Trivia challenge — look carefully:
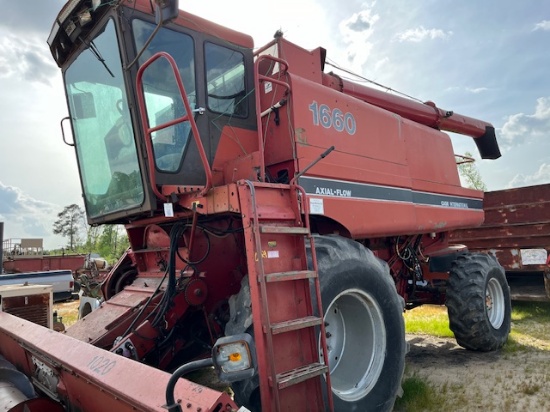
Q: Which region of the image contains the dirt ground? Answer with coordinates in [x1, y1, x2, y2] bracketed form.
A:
[404, 333, 550, 411]
[53, 299, 80, 327]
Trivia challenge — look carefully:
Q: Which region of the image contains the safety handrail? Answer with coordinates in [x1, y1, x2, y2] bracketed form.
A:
[253, 54, 290, 182]
[136, 51, 213, 200]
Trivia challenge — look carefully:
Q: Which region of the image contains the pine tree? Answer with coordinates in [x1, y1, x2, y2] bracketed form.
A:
[53, 204, 85, 250]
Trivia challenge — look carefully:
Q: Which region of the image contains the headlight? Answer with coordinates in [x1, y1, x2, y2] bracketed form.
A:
[212, 333, 256, 382]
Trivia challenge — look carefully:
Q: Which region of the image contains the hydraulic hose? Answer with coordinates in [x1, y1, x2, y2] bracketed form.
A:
[165, 358, 214, 412]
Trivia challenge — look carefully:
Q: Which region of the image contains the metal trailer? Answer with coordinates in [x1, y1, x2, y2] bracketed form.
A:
[0, 1, 509, 411]
[2, 252, 87, 277]
[450, 183, 550, 301]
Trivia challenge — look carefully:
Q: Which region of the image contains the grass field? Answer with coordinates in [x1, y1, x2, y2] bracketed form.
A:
[396, 301, 550, 411]
[53, 299, 80, 327]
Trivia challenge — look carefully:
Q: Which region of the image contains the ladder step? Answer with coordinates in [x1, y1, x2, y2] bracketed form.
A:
[276, 363, 328, 389]
[271, 316, 322, 335]
[265, 270, 317, 283]
[259, 225, 309, 235]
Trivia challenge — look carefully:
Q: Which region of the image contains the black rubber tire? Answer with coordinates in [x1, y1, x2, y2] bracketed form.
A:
[231, 375, 261, 412]
[446, 253, 511, 351]
[312, 235, 406, 412]
[226, 277, 261, 411]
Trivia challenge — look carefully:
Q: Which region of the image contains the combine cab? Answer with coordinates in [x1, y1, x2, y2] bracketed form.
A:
[0, 1, 509, 411]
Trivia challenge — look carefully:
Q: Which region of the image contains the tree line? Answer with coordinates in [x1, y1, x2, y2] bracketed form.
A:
[52, 204, 129, 263]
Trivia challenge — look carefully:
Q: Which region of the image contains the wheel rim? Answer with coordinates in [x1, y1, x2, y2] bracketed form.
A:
[320, 288, 386, 402]
[486, 277, 505, 329]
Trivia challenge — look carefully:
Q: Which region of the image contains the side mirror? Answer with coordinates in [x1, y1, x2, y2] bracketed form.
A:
[155, 0, 179, 24]
[126, 0, 179, 70]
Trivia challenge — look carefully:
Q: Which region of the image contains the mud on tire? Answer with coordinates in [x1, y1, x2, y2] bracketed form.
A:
[446, 253, 511, 351]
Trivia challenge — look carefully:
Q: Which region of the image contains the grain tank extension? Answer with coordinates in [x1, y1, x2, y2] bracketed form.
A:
[0, 1, 509, 411]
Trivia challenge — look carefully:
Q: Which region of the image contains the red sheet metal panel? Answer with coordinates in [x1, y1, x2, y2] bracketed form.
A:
[287, 74, 483, 239]
[3, 255, 85, 275]
[0, 313, 235, 412]
[451, 184, 550, 272]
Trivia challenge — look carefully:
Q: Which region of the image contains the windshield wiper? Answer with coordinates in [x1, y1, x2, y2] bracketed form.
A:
[81, 37, 114, 78]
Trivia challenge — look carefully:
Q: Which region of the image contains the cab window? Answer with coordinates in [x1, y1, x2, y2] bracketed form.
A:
[205, 43, 246, 117]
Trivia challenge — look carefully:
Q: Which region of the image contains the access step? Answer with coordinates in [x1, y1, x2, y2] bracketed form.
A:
[271, 316, 322, 335]
[276, 363, 328, 389]
[259, 225, 310, 235]
[265, 270, 317, 283]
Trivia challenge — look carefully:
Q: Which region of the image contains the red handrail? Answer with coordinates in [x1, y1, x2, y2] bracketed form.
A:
[253, 54, 290, 182]
[136, 51, 213, 200]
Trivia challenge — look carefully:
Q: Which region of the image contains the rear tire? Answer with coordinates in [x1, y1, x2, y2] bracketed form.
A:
[446, 253, 511, 351]
[313, 235, 406, 412]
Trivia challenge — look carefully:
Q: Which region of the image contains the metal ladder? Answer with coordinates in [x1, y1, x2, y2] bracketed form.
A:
[238, 180, 333, 411]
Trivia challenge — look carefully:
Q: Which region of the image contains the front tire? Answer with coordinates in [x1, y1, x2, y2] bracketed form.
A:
[446, 253, 511, 351]
[313, 236, 406, 412]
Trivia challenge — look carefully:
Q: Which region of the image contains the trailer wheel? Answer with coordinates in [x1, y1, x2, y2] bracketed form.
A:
[446, 253, 511, 351]
[313, 235, 406, 412]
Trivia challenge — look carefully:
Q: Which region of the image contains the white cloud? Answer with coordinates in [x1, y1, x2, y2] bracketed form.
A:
[0, 34, 57, 85]
[500, 97, 550, 148]
[466, 87, 489, 94]
[0, 181, 66, 249]
[444, 86, 460, 93]
[533, 20, 550, 31]
[185, 0, 333, 51]
[0, 1, 66, 35]
[395, 26, 452, 42]
[337, 8, 380, 73]
[507, 163, 550, 188]
[445, 86, 490, 94]
[344, 9, 379, 32]
[374, 56, 390, 72]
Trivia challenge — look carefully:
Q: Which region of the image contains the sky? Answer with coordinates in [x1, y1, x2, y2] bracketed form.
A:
[1, 0, 549, 249]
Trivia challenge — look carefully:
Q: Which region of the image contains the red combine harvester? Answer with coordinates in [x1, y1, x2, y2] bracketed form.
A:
[0, 1, 510, 411]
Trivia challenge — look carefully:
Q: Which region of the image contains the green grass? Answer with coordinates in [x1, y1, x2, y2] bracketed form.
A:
[511, 301, 550, 322]
[501, 301, 550, 353]
[399, 300, 550, 411]
[404, 301, 550, 350]
[53, 300, 80, 328]
[502, 332, 530, 353]
[394, 373, 447, 411]
[403, 305, 454, 338]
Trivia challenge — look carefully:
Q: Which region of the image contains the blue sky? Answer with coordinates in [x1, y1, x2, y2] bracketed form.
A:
[1, 1, 549, 248]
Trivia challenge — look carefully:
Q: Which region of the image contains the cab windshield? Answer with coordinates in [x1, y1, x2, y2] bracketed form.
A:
[65, 19, 143, 218]
[64, 14, 248, 220]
